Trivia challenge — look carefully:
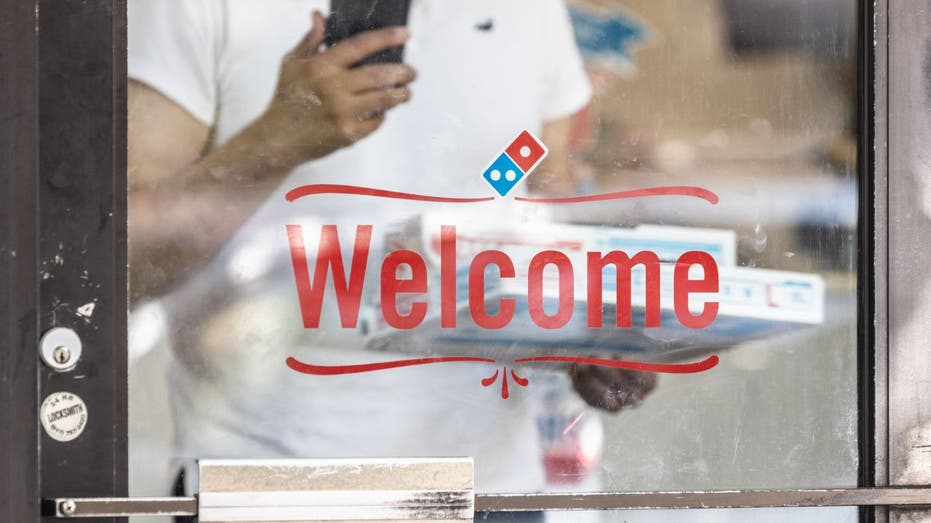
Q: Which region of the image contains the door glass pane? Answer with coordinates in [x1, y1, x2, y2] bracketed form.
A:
[126, 0, 860, 514]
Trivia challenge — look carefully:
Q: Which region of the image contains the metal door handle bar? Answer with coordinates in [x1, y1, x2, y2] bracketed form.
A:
[53, 497, 197, 518]
[475, 488, 931, 512]
[51, 488, 931, 518]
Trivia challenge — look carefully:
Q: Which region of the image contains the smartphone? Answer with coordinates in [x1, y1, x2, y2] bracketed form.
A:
[325, 0, 412, 67]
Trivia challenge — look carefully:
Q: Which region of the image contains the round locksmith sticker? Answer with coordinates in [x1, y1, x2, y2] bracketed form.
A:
[40, 391, 88, 442]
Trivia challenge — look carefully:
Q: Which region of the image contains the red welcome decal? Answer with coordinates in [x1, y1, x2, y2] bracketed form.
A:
[282, 132, 722, 399]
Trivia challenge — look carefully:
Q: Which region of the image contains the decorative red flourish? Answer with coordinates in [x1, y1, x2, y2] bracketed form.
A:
[510, 369, 529, 387]
[513, 355, 720, 374]
[286, 184, 495, 204]
[285, 184, 719, 206]
[286, 356, 496, 376]
[481, 369, 500, 387]
[287, 355, 718, 399]
[514, 186, 719, 205]
[482, 366, 530, 399]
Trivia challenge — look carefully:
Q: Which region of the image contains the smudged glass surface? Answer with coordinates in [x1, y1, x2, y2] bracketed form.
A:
[126, 0, 860, 519]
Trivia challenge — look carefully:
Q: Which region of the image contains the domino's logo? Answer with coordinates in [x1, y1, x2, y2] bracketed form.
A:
[482, 130, 549, 197]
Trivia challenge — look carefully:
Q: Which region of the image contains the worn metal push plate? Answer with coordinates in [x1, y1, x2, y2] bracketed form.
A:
[197, 458, 474, 522]
[53, 458, 474, 521]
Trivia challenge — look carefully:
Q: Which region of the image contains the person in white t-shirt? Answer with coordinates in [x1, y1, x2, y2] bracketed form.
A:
[127, 1, 650, 517]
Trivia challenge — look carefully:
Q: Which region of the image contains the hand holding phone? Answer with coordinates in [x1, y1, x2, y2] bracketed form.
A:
[256, 11, 415, 166]
[325, 0, 413, 67]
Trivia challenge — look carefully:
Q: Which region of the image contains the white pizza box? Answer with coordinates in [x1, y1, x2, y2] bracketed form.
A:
[361, 214, 823, 361]
[385, 212, 737, 269]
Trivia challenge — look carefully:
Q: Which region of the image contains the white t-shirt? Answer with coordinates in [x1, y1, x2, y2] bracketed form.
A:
[129, 0, 591, 492]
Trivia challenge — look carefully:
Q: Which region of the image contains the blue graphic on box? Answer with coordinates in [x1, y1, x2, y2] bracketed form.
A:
[570, 6, 652, 70]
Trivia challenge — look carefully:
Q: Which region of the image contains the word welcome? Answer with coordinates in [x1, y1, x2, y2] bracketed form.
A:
[287, 225, 720, 331]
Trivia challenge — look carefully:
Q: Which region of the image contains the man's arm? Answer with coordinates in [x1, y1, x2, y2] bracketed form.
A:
[129, 13, 415, 299]
[129, 80, 220, 299]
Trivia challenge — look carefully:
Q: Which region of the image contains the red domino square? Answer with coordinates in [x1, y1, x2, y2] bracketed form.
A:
[505, 130, 548, 174]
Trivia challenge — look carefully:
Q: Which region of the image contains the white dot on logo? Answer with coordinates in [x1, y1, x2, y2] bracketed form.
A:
[490, 169, 502, 181]
[520, 146, 532, 158]
[505, 170, 517, 182]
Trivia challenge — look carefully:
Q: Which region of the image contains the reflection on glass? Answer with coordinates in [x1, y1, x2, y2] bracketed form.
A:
[126, 0, 859, 514]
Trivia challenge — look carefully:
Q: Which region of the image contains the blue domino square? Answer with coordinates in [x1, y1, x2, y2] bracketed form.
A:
[482, 152, 525, 197]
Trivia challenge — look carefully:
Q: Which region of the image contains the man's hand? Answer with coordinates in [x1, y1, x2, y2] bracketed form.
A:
[257, 11, 416, 167]
[569, 364, 658, 413]
[129, 11, 416, 298]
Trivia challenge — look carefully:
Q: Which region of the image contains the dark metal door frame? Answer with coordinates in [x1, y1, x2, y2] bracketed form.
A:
[1, 0, 41, 521]
[1, 1, 128, 521]
[882, 1, 931, 523]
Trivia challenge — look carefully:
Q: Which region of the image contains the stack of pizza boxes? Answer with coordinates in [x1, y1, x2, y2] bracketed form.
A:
[361, 212, 824, 362]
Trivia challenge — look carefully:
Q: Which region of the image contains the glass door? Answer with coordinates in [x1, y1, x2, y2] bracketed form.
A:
[124, 0, 865, 520]
[3, 0, 931, 521]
